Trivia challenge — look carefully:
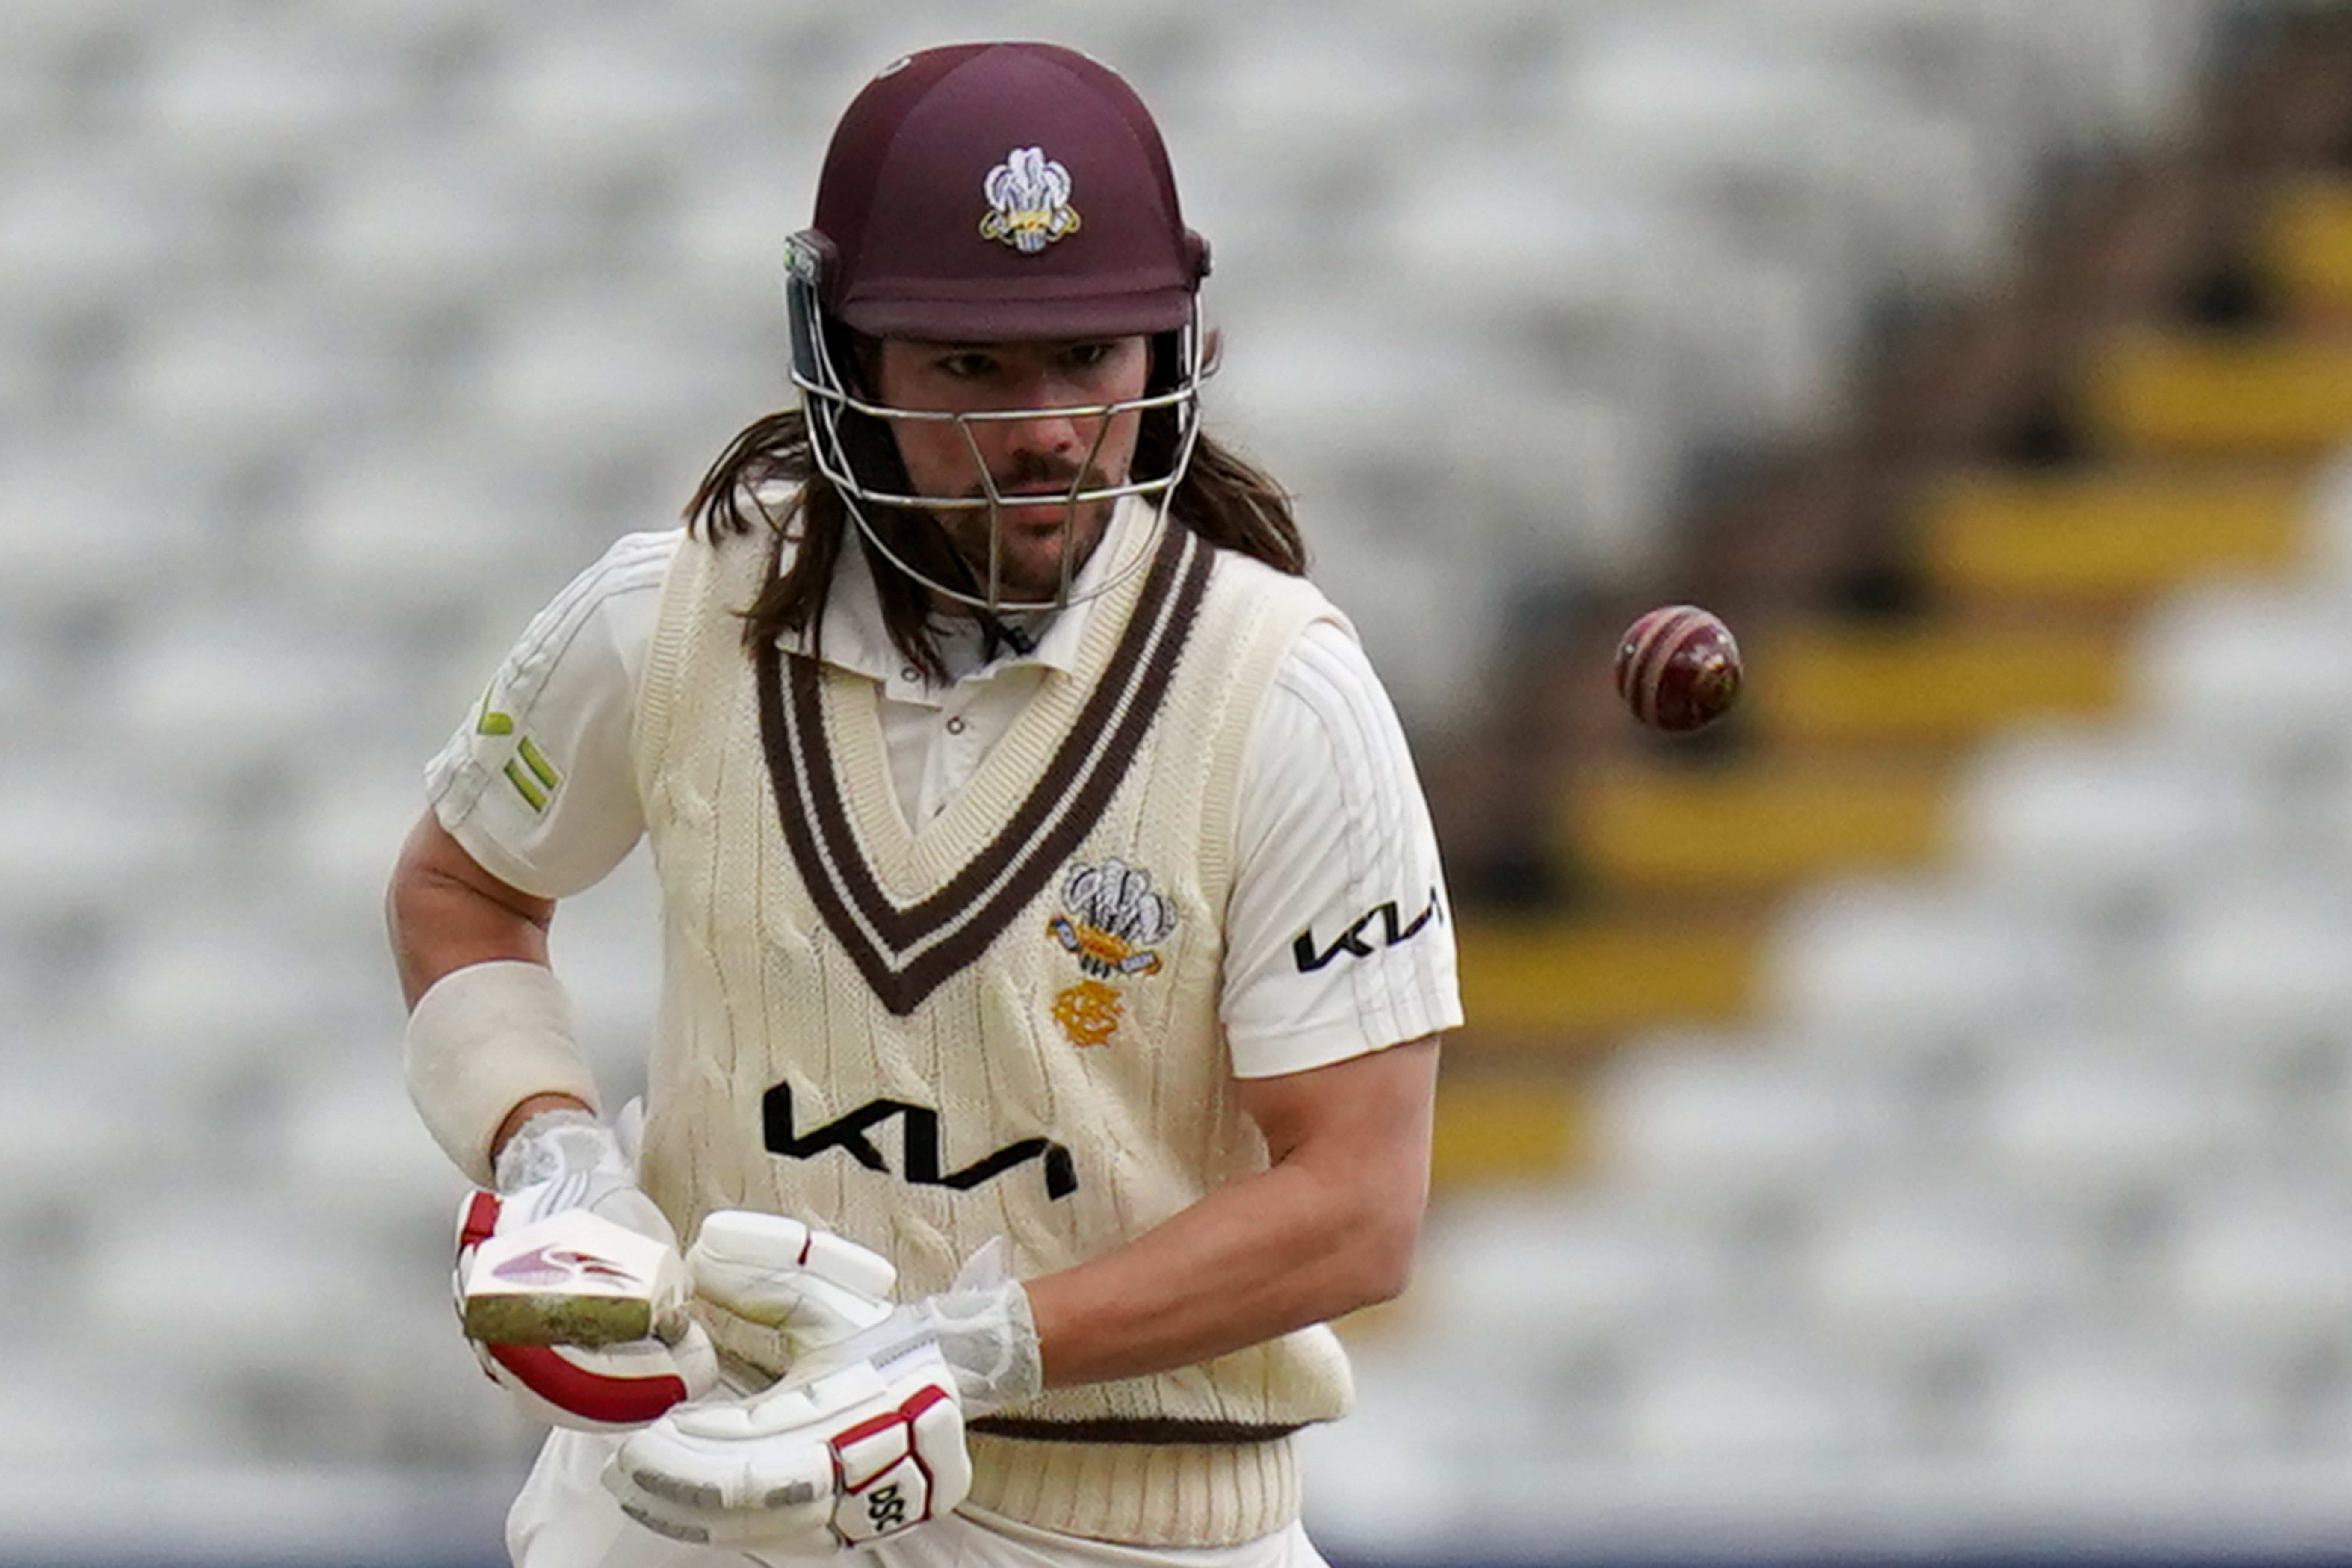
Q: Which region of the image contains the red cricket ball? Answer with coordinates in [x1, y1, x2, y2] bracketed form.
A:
[1614, 604, 1743, 733]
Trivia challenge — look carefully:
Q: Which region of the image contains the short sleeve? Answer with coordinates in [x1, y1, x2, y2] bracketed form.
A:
[1221, 619, 1463, 1077]
[423, 530, 680, 899]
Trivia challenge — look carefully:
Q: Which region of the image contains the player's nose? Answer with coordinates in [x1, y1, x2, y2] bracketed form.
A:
[994, 399, 1093, 469]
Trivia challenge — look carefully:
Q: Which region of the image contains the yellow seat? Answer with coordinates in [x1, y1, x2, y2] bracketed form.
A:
[1921, 470, 2306, 601]
[1453, 914, 1759, 1036]
[2085, 331, 2352, 452]
[1429, 1077, 1586, 1187]
[1569, 763, 1948, 894]
[2265, 177, 2352, 313]
[1748, 621, 2126, 747]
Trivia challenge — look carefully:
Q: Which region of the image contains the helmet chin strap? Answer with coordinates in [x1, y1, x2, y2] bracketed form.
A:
[973, 610, 1036, 661]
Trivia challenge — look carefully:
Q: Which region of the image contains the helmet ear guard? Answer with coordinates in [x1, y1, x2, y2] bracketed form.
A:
[784, 226, 901, 513]
[1141, 231, 1212, 401]
[783, 229, 838, 392]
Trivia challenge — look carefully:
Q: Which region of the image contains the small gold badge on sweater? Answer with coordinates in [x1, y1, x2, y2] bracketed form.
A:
[1047, 857, 1176, 1047]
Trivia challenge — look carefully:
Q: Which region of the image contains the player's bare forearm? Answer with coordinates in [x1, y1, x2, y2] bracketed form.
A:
[385, 811, 558, 1008]
[387, 813, 592, 1160]
[1022, 1035, 1439, 1389]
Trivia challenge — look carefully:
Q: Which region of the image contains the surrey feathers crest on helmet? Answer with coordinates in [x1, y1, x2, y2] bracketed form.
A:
[783, 42, 1214, 612]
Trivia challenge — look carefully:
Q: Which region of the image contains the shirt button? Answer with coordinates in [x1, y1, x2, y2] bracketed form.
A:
[946, 716, 968, 735]
[900, 666, 921, 684]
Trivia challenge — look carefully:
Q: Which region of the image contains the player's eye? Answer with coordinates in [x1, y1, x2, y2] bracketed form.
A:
[937, 351, 998, 380]
[1061, 342, 1114, 371]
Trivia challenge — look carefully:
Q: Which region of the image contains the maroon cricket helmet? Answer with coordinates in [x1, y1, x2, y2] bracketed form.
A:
[799, 41, 1211, 341]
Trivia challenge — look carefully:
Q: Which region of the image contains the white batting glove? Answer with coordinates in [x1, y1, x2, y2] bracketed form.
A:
[606, 1346, 970, 1555]
[599, 1215, 1033, 1556]
[686, 1212, 1042, 1416]
[454, 1107, 718, 1432]
[794, 1236, 1043, 1418]
[688, 1211, 898, 1360]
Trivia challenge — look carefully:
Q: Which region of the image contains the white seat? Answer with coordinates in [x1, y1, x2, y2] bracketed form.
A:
[1412, 1188, 1726, 1347]
[2145, 872, 2352, 1041]
[107, 603, 383, 774]
[1954, 722, 2265, 912]
[1183, 17, 1477, 173]
[656, 145, 824, 291]
[1555, 24, 2009, 287]
[297, 145, 585, 302]
[1587, 1027, 1907, 1195]
[0, 440, 217, 614]
[0, 1059, 142, 1205]
[2309, 449, 2352, 582]
[1982, 1334, 2263, 1462]
[277, 1058, 469, 1221]
[282, 744, 438, 911]
[1797, 1179, 2091, 1354]
[0, 1347, 215, 1465]
[1969, 1030, 2268, 1196]
[1372, 145, 1672, 310]
[1443, 380, 1677, 585]
[471, 19, 758, 159]
[126, 9, 408, 165]
[1619, 1326, 1903, 1462]
[460, 298, 769, 460]
[2135, 579, 2352, 759]
[100, 900, 353, 1054]
[2164, 1178, 2352, 1338]
[0, 143, 198, 306]
[1766, 877, 2098, 1036]
[109, 296, 392, 453]
[0, 753, 207, 922]
[80, 1193, 396, 1356]
[544, 842, 665, 1093]
[291, 443, 545, 612]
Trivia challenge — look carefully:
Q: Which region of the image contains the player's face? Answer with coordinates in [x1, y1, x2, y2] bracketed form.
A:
[872, 336, 1152, 604]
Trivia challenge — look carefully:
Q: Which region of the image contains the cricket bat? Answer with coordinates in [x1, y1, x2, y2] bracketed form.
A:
[461, 1207, 689, 1348]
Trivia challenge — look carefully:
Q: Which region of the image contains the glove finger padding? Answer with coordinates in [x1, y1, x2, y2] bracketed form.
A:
[456, 1189, 717, 1432]
[795, 1236, 1043, 1419]
[606, 1348, 970, 1553]
[688, 1211, 897, 1360]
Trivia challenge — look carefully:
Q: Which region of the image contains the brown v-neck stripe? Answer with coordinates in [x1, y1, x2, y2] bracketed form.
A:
[756, 523, 1214, 1015]
[794, 520, 1194, 937]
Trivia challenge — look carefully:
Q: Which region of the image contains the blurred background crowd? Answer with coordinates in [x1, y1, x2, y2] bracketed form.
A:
[5, 0, 2352, 1563]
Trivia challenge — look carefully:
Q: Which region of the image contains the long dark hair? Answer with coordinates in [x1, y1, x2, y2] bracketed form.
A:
[682, 390, 1307, 685]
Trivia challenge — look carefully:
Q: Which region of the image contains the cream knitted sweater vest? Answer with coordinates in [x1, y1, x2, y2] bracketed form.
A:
[629, 517, 1353, 1547]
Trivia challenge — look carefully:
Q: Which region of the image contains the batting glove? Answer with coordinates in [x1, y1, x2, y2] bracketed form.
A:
[454, 1107, 718, 1432]
[687, 1210, 899, 1361]
[789, 1235, 1043, 1418]
[605, 1341, 970, 1556]
[687, 1211, 1042, 1416]
[600, 1215, 1036, 1556]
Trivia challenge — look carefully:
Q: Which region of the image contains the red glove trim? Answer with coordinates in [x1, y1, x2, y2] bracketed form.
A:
[460, 1190, 502, 1252]
[829, 1383, 952, 1451]
[485, 1341, 691, 1426]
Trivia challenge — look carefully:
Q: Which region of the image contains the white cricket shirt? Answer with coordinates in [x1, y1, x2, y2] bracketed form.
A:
[425, 509, 1461, 1077]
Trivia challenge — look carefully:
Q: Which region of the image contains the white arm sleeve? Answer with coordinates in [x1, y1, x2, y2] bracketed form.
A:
[1221, 619, 1463, 1078]
[424, 530, 680, 899]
